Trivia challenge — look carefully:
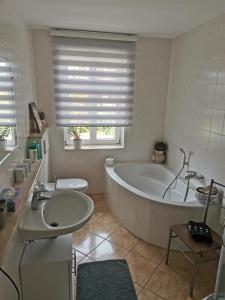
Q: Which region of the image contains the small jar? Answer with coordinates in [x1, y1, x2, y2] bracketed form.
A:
[23, 159, 32, 173]
[29, 147, 38, 162]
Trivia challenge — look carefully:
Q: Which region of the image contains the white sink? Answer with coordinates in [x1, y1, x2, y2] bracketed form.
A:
[19, 191, 94, 241]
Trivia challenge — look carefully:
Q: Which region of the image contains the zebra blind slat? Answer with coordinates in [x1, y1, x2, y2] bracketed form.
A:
[0, 60, 16, 126]
[52, 36, 136, 127]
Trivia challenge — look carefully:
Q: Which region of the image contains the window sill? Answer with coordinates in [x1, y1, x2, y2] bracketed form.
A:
[64, 144, 124, 150]
[3, 144, 18, 152]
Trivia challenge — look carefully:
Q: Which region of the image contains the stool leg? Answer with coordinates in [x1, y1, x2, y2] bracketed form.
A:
[189, 262, 197, 297]
[165, 228, 172, 265]
[72, 248, 77, 276]
[74, 250, 77, 276]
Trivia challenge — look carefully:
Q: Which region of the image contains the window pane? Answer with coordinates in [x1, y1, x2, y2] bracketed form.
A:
[0, 126, 16, 146]
[96, 127, 116, 140]
[4, 126, 12, 141]
[67, 127, 90, 140]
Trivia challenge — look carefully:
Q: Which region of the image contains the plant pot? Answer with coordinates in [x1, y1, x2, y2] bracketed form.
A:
[73, 139, 82, 150]
[152, 150, 166, 164]
[0, 139, 7, 150]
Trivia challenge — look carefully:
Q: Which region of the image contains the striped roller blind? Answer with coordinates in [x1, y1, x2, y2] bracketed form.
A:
[52, 36, 136, 127]
[0, 59, 16, 126]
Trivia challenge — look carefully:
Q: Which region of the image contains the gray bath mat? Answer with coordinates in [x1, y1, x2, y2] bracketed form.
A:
[76, 259, 137, 300]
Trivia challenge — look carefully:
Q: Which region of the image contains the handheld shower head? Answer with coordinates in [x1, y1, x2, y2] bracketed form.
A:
[179, 148, 187, 164]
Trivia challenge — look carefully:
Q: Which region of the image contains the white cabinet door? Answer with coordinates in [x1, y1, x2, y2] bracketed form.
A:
[20, 234, 73, 300]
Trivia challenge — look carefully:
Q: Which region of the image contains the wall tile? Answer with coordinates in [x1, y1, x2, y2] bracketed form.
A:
[211, 109, 224, 134]
[165, 14, 225, 191]
[215, 85, 225, 110]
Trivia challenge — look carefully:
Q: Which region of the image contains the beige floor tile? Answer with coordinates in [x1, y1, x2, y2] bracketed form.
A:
[73, 228, 104, 255]
[126, 252, 157, 287]
[107, 225, 138, 251]
[196, 260, 218, 282]
[75, 250, 86, 263]
[79, 256, 96, 264]
[185, 281, 214, 300]
[139, 289, 165, 300]
[83, 214, 98, 227]
[73, 227, 90, 242]
[132, 239, 166, 265]
[184, 261, 218, 300]
[135, 283, 143, 296]
[89, 239, 129, 260]
[84, 215, 119, 238]
[163, 251, 193, 278]
[146, 263, 190, 300]
[102, 210, 120, 224]
[89, 193, 105, 203]
[91, 196, 109, 215]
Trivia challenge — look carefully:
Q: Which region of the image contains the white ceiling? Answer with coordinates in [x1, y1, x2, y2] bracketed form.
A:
[17, 0, 225, 38]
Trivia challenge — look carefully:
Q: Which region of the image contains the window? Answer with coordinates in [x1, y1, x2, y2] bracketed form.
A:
[0, 59, 17, 147]
[0, 126, 17, 146]
[64, 126, 123, 147]
[51, 31, 136, 148]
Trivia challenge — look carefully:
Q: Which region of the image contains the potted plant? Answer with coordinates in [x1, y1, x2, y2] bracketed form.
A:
[152, 141, 168, 164]
[0, 126, 10, 149]
[154, 141, 168, 152]
[67, 127, 88, 149]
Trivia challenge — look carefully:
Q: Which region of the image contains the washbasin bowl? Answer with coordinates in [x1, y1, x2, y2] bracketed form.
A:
[43, 191, 93, 229]
[19, 190, 94, 241]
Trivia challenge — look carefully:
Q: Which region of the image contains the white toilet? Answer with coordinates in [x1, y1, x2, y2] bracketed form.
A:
[45, 178, 88, 193]
[56, 178, 88, 193]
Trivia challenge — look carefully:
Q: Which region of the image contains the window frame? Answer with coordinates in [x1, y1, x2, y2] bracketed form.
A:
[64, 127, 124, 148]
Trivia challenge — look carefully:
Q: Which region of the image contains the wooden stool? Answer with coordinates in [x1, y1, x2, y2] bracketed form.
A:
[165, 224, 222, 297]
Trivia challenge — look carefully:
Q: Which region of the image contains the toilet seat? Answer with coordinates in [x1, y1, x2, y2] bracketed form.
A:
[56, 178, 88, 192]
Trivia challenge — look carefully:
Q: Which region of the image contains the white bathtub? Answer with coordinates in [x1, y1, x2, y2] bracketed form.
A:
[105, 162, 205, 248]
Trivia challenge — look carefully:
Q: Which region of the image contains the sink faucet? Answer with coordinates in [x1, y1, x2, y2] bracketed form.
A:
[185, 170, 205, 182]
[31, 186, 51, 210]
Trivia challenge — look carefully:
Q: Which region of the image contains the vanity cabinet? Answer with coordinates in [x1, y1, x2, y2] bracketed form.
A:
[20, 234, 73, 300]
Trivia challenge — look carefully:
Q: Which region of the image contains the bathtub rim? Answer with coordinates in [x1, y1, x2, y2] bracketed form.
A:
[105, 162, 204, 208]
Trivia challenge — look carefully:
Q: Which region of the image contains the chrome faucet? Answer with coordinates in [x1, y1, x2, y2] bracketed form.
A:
[185, 170, 205, 182]
[183, 170, 204, 202]
[31, 186, 51, 210]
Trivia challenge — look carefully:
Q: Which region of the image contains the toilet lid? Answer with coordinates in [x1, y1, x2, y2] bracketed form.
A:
[56, 178, 88, 190]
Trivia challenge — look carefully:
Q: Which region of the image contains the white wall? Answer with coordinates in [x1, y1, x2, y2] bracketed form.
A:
[0, 0, 36, 298]
[32, 30, 171, 193]
[0, 0, 36, 189]
[165, 14, 225, 188]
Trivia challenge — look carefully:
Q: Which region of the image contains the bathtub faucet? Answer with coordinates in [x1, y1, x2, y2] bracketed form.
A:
[185, 170, 204, 182]
[183, 170, 204, 202]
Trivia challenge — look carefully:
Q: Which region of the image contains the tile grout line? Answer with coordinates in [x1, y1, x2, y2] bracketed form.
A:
[142, 260, 162, 290]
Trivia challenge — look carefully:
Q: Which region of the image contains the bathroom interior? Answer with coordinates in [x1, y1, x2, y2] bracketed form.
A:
[1, 0, 225, 299]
